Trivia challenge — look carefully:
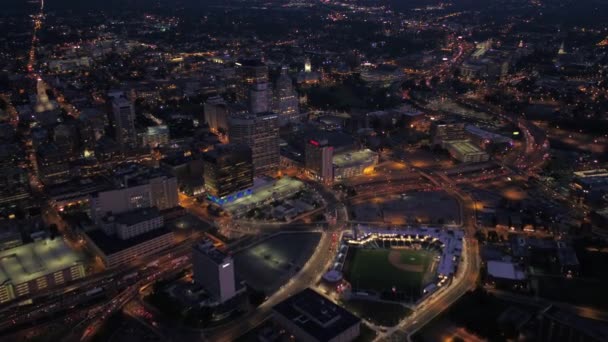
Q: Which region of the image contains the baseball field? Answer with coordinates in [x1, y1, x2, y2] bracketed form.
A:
[344, 247, 438, 295]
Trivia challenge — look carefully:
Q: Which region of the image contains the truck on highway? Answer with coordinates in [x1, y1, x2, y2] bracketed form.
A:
[85, 287, 103, 297]
[146, 260, 160, 268]
[122, 272, 138, 282]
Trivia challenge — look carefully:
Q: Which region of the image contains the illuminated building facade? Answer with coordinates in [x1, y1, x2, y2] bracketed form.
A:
[305, 139, 334, 185]
[202, 144, 253, 204]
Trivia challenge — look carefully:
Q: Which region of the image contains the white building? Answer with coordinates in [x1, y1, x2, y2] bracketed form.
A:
[90, 168, 178, 222]
[192, 240, 237, 303]
[101, 207, 164, 240]
[445, 140, 490, 163]
[273, 66, 300, 122]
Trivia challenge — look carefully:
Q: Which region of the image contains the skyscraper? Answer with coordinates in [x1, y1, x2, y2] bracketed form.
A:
[204, 96, 229, 133]
[235, 58, 269, 102]
[112, 97, 137, 151]
[202, 144, 253, 203]
[273, 66, 299, 121]
[192, 240, 237, 303]
[249, 82, 270, 114]
[228, 112, 279, 177]
[305, 138, 334, 185]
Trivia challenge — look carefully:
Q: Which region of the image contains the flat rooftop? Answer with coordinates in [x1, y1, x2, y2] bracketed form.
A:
[446, 140, 487, 155]
[0, 238, 85, 286]
[223, 176, 304, 212]
[487, 260, 526, 280]
[193, 240, 231, 265]
[109, 207, 161, 226]
[86, 227, 173, 255]
[273, 288, 360, 341]
[333, 149, 378, 169]
[466, 125, 512, 143]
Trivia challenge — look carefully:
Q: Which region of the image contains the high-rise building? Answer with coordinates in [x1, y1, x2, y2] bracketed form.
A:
[228, 112, 279, 177]
[112, 97, 137, 151]
[249, 82, 270, 114]
[235, 58, 269, 102]
[305, 139, 334, 185]
[202, 144, 253, 204]
[192, 240, 236, 303]
[204, 96, 229, 133]
[273, 67, 299, 122]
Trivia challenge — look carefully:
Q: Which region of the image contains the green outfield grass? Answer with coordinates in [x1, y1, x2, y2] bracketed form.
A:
[344, 248, 437, 294]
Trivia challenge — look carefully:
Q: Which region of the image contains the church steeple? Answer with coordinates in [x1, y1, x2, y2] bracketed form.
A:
[558, 41, 567, 55]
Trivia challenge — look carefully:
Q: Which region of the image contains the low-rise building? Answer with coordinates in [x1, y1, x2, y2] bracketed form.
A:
[273, 288, 361, 342]
[85, 225, 174, 269]
[333, 149, 379, 180]
[84, 207, 174, 268]
[445, 140, 490, 163]
[486, 260, 527, 290]
[0, 238, 86, 303]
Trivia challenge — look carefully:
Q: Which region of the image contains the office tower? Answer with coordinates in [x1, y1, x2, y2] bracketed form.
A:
[249, 82, 270, 114]
[204, 96, 230, 134]
[235, 58, 269, 102]
[192, 240, 236, 303]
[202, 144, 253, 203]
[228, 112, 279, 177]
[273, 66, 299, 121]
[305, 139, 334, 185]
[112, 97, 137, 151]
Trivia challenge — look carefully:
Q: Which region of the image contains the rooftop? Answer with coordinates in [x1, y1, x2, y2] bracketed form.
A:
[333, 149, 378, 169]
[0, 238, 85, 286]
[223, 176, 304, 213]
[465, 125, 512, 143]
[543, 306, 608, 341]
[86, 226, 173, 255]
[273, 288, 360, 341]
[193, 239, 231, 265]
[108, 207, 161, 226]
[446, 140, 487, 156]
[487, 260, 526, 280]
